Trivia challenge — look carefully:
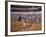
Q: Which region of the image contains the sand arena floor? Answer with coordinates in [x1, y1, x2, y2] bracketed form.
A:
[11, 20, 42, 32]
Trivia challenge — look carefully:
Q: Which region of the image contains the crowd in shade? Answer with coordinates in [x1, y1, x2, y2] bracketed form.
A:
[11, 5, 42, 23]
[11, 14, 42, 23]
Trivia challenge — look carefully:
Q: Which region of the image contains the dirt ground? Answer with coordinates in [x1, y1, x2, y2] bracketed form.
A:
[11, 21, 42, 32]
